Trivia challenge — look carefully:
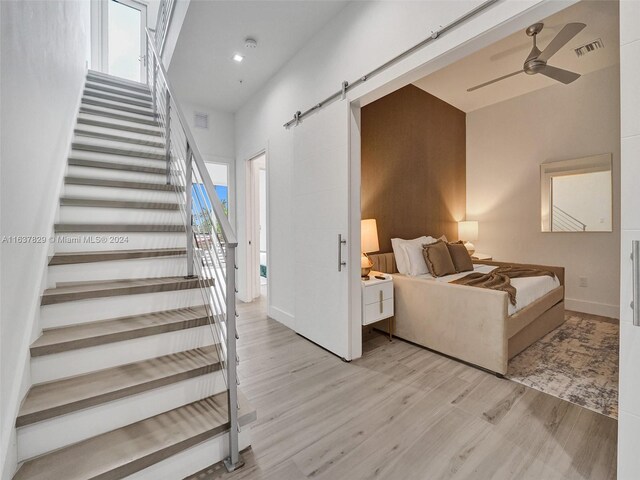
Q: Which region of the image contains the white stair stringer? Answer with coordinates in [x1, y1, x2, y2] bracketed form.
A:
[18, 370, 226, 461]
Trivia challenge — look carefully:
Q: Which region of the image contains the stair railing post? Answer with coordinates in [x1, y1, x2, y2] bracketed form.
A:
[224, 244, 243, 472]
[165, 89, 171, 185]
[151, 51, 157, 114]
[185, 142, 195, 278]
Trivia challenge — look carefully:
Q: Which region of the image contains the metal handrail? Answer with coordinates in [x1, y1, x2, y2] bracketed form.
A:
[145, 28, 243, 471]
[154, 0, 176, 56]
[552, 205, 586, 231]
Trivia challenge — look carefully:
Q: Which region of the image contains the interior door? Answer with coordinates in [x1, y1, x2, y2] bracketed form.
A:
[292, 101, 352, 359]
[107, 0, 147, 82]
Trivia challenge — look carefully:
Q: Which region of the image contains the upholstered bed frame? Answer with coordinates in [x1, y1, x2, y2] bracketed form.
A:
[368, 252, 565, 375]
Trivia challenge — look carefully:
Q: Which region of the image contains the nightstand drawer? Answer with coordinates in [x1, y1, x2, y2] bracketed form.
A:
[363, 298, 394, 325]
[363, 281, 393, 305]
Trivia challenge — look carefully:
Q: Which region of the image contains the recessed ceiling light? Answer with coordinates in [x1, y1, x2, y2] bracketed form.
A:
[233, 54, 244, 63]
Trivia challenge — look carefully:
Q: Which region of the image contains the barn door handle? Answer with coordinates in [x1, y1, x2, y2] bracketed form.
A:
[338, 234, 347, 272]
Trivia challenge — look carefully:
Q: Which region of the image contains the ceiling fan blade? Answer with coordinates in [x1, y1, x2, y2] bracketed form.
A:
[467, 70, 524, 92]
[538, 22, 586, 62]
[539, 65, 581, 84]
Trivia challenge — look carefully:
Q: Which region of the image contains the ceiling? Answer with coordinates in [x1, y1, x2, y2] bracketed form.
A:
[413, 0, 619, 113]
[168, 0, 349, 112]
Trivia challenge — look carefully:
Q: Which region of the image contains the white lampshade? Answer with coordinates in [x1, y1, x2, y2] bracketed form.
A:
[458, 221, 478, 241]
[361, 219, 380, 254]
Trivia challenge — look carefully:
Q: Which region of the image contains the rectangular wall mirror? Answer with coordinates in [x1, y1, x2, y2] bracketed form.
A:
[541, 154, 612, 232]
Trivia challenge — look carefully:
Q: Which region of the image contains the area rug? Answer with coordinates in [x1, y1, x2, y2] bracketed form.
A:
[506, 313, 618, 418]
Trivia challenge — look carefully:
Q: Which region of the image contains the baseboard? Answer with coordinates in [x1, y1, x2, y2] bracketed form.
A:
[268, 305, 294, 329]
[565, 298, 619, 319]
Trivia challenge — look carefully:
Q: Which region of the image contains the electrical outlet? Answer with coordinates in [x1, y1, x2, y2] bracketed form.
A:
[579, 276, 588, 287]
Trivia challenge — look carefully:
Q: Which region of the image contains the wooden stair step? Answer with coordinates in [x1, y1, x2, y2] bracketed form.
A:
[79, 106, 159, 126]
[30, 306, 207, 356]
[86, 71, 150, 93]
[81, 97, 155, 117]
[59, 198, 179, 212]
[84, 82, 152, 101]
[64, 176, 182, 191]
[83, 89, 153, 109]
[53, 224, 185, 233]
[41, 276, 208, 305]
[18, 343, 220, 427]
[74, 129, 165, 149]
[49, 247, 185, 265]
[72, 143, 165, 160]
[76, 117, 162, 136]
[13, 391, 255, 480]
[68, 158, 167, 175]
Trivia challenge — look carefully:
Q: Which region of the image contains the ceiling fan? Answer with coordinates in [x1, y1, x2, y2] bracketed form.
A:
[467, 22, 586, 92]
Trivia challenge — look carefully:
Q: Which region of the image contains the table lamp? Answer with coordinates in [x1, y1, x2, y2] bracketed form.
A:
[458, 220, 478, 255]
[361, 219, 379, 279]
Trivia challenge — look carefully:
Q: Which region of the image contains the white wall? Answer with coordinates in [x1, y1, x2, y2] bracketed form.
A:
[0, 1, 90, 477]
[617, 0, 640, 477]
[234, 0, 577, 330]
[466, 66, 620, 317]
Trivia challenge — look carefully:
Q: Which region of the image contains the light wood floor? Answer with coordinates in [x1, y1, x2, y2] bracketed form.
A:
[188, 298, 617, 480]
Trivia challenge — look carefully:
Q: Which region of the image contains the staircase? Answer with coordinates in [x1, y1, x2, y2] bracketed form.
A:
[12, 70, 254, 479]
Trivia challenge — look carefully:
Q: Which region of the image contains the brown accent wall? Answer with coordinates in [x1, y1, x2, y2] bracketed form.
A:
[361, 84, 466, 253]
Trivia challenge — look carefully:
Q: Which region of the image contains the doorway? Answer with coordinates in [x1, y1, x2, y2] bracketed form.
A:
[247, 153, 268, 301]
[93, 0, 147, 82]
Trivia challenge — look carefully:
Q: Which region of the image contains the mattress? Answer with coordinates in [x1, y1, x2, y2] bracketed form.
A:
[409, 264, 560, 315]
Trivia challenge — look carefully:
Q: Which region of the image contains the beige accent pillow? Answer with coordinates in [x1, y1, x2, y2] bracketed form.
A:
[446, 241, 474, 273]
[422, 240, 456, 277]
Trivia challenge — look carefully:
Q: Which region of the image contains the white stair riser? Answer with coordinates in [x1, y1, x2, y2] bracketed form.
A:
[40, 287, 202, 328]
[17, 370, 226, 461]
[85, 81, 151, 98]
[77, 113, 162, 135]
[31, 325, 215, 383]
[84, 88, 152, 106]
[61, 184, 181, 204]
[75, 124, 163, 145]
[72, 135, 166, 157]
[58, 205, 182, 225]
[125, 429, 251, 480]
[82, 98, 155, 116]
[80, 104, 157, 123]
[69, 150, 168, 169]
[66, 165, 169, 184]
[48, 256, 187, 286]
[87, 73, 148, 90]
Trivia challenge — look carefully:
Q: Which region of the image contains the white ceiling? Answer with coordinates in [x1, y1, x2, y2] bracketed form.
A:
[413, 0, 619, 113]
[168, 0, 349, 112]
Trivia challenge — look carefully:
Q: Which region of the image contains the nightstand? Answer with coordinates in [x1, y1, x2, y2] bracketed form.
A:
[471, 252, 492, 261]
[362, 271, 394, 340]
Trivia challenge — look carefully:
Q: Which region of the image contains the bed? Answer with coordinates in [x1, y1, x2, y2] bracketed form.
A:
[369, 252, 565, 375]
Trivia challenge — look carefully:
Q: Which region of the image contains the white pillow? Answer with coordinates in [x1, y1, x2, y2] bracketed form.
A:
[391, 236, 431, 275]
[404, 236, 437, 276]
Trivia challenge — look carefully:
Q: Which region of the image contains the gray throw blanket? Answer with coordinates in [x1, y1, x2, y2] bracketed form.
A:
[451, 266, 555, 306]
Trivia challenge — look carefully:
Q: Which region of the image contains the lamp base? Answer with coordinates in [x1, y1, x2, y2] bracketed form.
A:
[464, 241, 476, 256]
[361, 254, 373, 279]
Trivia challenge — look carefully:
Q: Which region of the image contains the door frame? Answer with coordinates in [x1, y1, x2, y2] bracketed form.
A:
[245, 150, 269, 302]
[92, 0, 148, 81]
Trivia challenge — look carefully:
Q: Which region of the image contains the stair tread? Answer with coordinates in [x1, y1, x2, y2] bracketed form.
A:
[19, 342, 219, 426]
[76, 117, 162, 136]
[68, 158, 167, 174]
[41, 276, 207, 305]
[53, 224, 185, 233]
[84, 82, 152, 101]
[83, 89, 153, 108]
[72, 142, 165, 160]
[59, 197, 180, 211]
[13, 390, 255, 480]
[64, 176, 182, 190]
[79, 106, 159, 126]
[49, 247, 185, 265]
[32, 305, 207, 352]
[87, 71, 149, 89]
[74, 129, 165, 148]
